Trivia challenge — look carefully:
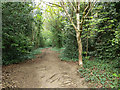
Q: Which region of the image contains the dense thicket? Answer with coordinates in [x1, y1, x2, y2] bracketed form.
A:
[92, 2, 120, 60]
[62, 24, 78, 60]
[2, 2, 44, 65]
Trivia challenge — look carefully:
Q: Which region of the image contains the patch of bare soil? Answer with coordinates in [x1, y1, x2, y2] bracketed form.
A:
[2, 48, 88, 88]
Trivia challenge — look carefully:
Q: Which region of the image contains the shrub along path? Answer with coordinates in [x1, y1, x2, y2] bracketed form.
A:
[2, 48, 87, 88]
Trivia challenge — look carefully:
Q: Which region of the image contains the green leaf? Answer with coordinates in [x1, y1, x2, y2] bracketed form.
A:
[113, 73, 118, 77]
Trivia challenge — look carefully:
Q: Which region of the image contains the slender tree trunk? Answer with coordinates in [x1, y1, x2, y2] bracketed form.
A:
[76, 31, 83, 66]
[86, 34, 88, 57]
[32, 29, 34, 41]
[76, 2, 83, 66]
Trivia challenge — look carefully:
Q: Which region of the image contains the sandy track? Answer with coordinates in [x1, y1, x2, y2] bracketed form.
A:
[2, 48, 87, 88]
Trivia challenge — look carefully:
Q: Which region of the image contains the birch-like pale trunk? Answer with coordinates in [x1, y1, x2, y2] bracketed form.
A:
[76, 2, 83, 66]
[76, 31, 83, 65]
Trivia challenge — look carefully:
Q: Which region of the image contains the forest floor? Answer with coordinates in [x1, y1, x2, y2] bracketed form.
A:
[2, 48, 88, 88]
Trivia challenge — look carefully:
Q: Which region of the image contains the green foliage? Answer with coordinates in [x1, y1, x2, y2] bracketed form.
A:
[2, 2, 44, 65]
[62, 25, 78, 60]
[43, 5, 65, 48]
[59, 3, 120, 88]
[51, 47, 78, 61]
[45, 17, 63, 48]
[2, 2, 34, 65]
[51, 47, 65, 53]
[61, 5, 79, 60]
[31, 48, 42, 55]
[32, 9, 44, 48]
[19, 47, 44, 62]
[79, 58, 119, 88]
[89, 2, 120, 60]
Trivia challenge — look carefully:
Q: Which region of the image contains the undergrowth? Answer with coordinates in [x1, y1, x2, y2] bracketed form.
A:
[3, 47, 44, 65]
[51, 47, 78, 62]
[23, 47, 51, 60]
[79, 58, 119, 88]
[25, 48, 43, 59]
[51, 47, 77, 61]
[51, 47, 65, 53]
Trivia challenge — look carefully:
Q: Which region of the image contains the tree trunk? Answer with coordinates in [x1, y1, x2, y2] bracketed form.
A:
[76, 2, 83, 66]
[76, 31, 83, 66]
[86, 34, 88, 57]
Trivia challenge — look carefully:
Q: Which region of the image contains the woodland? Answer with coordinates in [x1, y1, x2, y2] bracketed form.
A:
[2, 0, 120, 88]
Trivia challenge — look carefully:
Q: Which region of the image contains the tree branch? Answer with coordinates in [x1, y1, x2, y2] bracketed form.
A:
[79, 0, 97, 33]
[80, 2, 90, 27]
[84, 0, 97, 18]
[45, 3, 58, 7]
[60, 0, 77, 31]
[67, 0, 76, 11]
[46, 2, 62, 7]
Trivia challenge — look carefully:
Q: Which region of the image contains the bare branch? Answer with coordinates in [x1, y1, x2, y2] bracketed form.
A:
[43, 1, 62, 8]
[45, 3, 58, 7]
[80, 2, 90, 26]
[80, 0, 97, 27]
[84, 0, 97, 18]
[47, 2, 62, 7]
[84, 5, 89, 13]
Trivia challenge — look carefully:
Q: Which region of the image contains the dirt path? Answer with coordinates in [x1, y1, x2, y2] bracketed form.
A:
[2, 48, 87, 88]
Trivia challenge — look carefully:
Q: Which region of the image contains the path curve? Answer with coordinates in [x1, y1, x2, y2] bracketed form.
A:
[2, 48, 87, 88]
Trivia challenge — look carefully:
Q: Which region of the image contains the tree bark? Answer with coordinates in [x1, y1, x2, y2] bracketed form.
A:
[76, 2, 83, 66]
[76, 31, 83, 66]
[86, 34, 88, 57]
